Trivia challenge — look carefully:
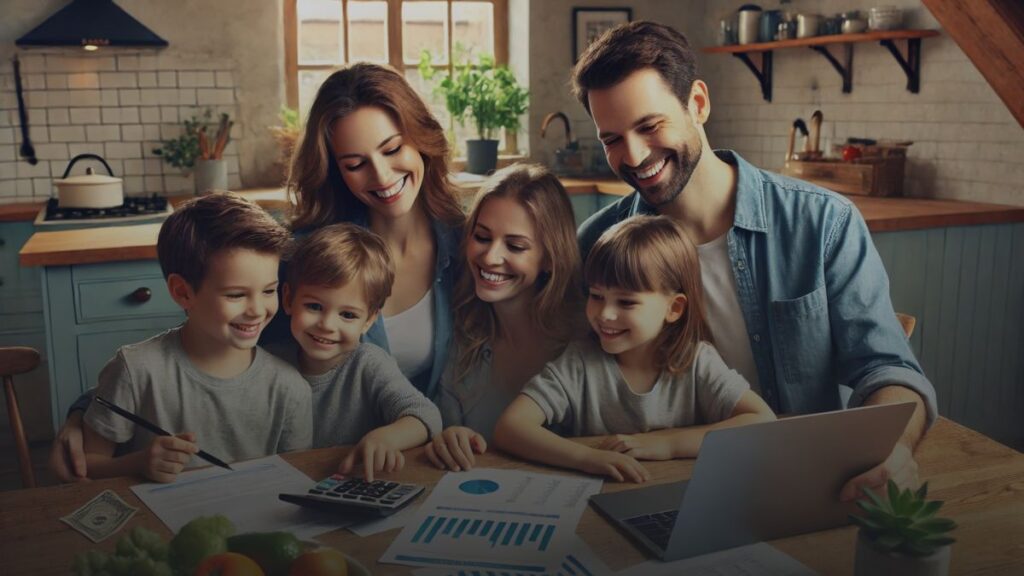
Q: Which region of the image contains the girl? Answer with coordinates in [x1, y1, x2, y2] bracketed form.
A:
[493, 215, 775, 483]
[284, 62, 465, 401]
[425, 164, 584, 471]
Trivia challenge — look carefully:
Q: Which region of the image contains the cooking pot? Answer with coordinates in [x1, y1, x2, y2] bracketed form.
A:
[54, 153, 124, 208]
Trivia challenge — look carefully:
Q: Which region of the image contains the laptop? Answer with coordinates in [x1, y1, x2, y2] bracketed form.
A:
[589, 402, 916, 561]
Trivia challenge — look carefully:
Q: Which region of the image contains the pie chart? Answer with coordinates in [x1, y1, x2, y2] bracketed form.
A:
[458, 479, 500, 495]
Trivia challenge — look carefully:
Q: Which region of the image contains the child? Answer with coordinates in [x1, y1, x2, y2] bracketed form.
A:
[280, 223, 442, 481]
[493, 215, 775, 483]
[426, 164, 584, 472]
[83, 193, 313, 483]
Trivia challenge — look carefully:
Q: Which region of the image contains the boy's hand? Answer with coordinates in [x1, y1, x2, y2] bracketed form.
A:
[339, 429, 406, 482]
[50, 411, 89, 483]
[142, 433, 198, 483]
[600, 433, 676, 461]
[579, 448, 650, 483]
[425, 426, 487, 471]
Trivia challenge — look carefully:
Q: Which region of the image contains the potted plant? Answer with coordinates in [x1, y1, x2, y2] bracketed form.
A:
[154, 109, 233, 194]
[850, 480, 957, 576]
[269, 106, 301, 184]
[419, 50, 528, 174]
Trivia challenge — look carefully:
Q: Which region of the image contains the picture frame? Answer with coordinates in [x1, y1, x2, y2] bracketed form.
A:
[572, 7, 633, 61]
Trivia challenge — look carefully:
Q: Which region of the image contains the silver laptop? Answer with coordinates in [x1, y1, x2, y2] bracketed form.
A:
[589, 402, 916, 561]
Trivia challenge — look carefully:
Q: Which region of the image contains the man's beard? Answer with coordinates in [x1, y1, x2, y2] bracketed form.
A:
[623, 142, 702, 208]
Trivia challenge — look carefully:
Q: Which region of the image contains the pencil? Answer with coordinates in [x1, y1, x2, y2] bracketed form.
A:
[94, 395, 234, 471]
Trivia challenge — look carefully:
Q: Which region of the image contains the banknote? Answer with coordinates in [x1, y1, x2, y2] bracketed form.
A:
[60, 489, 138, 543]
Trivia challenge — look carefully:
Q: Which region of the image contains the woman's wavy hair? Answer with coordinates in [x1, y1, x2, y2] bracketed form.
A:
[287, 62, 464, 230]
[584, 215, 712, 373]
[452, 163, 583, 385]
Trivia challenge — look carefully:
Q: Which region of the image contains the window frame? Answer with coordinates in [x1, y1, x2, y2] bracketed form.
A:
[284, 0, 509, 111]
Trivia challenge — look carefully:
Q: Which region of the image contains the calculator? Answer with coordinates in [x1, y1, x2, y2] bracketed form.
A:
[279, 474, 424, 517]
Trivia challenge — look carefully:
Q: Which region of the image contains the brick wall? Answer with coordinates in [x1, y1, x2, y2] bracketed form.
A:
[0, 51, 242, 203]
[701, 0, 1024, 206]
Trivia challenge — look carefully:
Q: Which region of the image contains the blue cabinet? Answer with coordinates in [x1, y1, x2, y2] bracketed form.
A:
[40, 260, 185, 431]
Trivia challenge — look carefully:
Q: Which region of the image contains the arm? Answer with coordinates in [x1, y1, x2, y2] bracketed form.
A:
[339, 416, 428, 482]
[82, 422, 196, 483]
[48, 390, 95, 482]
[493, 395, 650, 483]
[602, 390, 776, 459]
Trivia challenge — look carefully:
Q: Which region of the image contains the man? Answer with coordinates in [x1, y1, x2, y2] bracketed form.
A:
[573, 21, 936, 501]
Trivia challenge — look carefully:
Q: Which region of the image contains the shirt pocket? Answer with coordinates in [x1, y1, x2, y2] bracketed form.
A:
[771, 284, 831, 388]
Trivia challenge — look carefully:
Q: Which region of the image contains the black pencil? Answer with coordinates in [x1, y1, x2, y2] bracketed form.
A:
[94, 395, 234, 471]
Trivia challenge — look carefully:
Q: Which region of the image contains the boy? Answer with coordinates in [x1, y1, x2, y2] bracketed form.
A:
[82, 193, 312, 482]
[278, 223, 441, 481]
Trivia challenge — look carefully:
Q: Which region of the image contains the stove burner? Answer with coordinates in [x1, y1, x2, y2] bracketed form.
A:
[44, 195, 169, 221]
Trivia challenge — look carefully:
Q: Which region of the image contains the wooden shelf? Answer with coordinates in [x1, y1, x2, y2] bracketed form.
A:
[702, 29, 941, 101]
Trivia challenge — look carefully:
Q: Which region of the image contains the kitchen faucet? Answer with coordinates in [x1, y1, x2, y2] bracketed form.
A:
[540, 112, 577, 150]
[541, 112, 584, 176]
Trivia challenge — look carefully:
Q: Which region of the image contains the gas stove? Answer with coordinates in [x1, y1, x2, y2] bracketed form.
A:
[35, 195, 173, 228]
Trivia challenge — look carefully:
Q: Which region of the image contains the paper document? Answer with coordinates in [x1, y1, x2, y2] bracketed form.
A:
[130, 455, 351, 540]
[382, 468, 602, 572]
[614, 542, 817, 576]
[348, 501, 421, 537]
[411, 535, 611, 576]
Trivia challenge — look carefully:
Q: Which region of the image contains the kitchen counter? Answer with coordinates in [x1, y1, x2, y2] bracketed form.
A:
[18, 183, 1024, 267]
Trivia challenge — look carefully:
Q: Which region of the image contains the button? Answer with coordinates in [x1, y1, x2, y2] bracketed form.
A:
[309, 490, 324, 495]
[753, 334, 761, 342]
[326, 492, 341, 498]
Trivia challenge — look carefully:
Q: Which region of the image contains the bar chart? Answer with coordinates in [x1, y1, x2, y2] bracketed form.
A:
[411, 514, 558, 552]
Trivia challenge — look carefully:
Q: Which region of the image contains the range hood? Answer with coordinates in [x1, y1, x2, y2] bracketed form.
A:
[16, 0, 167, 50]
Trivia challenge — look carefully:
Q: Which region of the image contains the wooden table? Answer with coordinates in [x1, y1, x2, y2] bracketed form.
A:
[2, 418, 1022, 575]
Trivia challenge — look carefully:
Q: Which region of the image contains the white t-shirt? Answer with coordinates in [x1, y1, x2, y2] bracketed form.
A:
[698, 232, 760, 393]
[383, 287, 435, 379]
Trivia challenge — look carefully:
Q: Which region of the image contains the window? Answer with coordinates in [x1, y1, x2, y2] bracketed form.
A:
[285, 0, 509, 152]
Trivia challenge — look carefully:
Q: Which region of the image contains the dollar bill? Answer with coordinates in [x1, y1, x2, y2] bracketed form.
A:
[60, 489, 138, 543]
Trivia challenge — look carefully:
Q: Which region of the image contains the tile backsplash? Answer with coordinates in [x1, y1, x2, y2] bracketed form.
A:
[0, 51, 242, 204]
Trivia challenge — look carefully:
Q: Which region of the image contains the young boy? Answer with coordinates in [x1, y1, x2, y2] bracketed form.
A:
[278, 223, 441, 481]
[82, 193, 313, 483]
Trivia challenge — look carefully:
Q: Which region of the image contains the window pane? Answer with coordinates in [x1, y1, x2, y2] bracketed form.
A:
[403, 2, 448, 65]
[298, 0, 344, 65]
[348, 1, 388, 63]
[405, 67, 495, 158]
[452, 2, 493, 62]
[298, 69, 334, 118]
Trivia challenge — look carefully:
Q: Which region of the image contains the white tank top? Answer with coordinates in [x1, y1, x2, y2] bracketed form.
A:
[382, 287, 435, 379]
[697, 232, 760, 393]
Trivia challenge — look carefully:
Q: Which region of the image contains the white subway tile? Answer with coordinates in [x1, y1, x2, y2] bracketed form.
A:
[139, 107, 160, 123]
[158, 89, 179, 105]
[163, 173, 192, 193]
[157, 71, 177, 87]
[100, 89, 119, 107]
[139, 89, 160, 106]
[29, 125, 49, 144]
[142, 125, 161, 140]
[105, 142, 141, 159]
[120, 89, 142, 106]
[45, 55, 116, 73]
[16, 179, 33, 196]
[0, 145, 14, 161]
[137, 72, 157, 88]
[0, 162, 16, 180]
[144, 175, 163, 191]
[123, 176, 144, 193]
[68, 89, 101, 107]
[70, 107, 101, 124]
[117, 55, 140, 71]
[138, 55, 157, 70]
[161, 107, 179, 123]
[123, 159, 145, 175]
[45, 90, 71, 107]
[179, 71, 216, 88]
[144, 159, 162, 173]
[33, 178, 51, 197]
[17, 161, 50, 178]
[49, 126, 86, 142]
[215, 71, 234, 88]
[48, 108, 71, 125]
[196, 89, 234, 105]
[0, 180, 16, 197]
[99, 72, 138, 88]
[68, 142, 104, 157]
[26, 74, 46, 90]
[177, 89, 197, 105]
[86, 125, 120, 142]
[160, 124, 182, 140]
[67, 73, 100, 90]
[122, 125, 144, 141]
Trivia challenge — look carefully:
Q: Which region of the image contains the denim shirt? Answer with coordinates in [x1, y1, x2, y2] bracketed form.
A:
[578, 150, 937, 425]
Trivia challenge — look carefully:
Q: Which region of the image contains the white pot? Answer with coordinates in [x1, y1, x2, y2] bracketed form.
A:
[54, 153, 124, 209]
[855, 532, 951, 576]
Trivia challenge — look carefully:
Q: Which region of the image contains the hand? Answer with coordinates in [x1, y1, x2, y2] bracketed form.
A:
[599, 433, 676, 461]
[578, 448, 650, 483]
[142, 433, 198, 483]
[840, 442, 919, 502]
[339, 429, 406, 482]
[49, 411, 89, 483]
[425, 426, 487, 471]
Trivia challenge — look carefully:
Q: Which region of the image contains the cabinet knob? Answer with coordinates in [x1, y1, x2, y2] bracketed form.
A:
[0, 276, 4, 287]
[0, 237, 6, 247]
[130, 287, 152, 303]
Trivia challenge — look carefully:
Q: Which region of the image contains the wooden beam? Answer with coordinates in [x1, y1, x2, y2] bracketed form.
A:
[283, 0, 298, 109]
[921, 0, 1024, 128]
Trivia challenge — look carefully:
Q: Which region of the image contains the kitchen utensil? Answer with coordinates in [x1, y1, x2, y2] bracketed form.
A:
[787, 119, 809, 162]
[53, 153, 124, 209]
[759, 10, 782, 43]
[797, 14, 821, 38]
[718, 18, 737, 45]
[738, 4, 763, 45]
[842, 13, 868, 34]
[11, 56, 37, 165]
[808, 110, 824, 160]
[868, 6, 903, 30]
[776, 21, 795, 41]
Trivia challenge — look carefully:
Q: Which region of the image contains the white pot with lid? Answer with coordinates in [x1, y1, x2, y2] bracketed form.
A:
[54, 153, 124, 208]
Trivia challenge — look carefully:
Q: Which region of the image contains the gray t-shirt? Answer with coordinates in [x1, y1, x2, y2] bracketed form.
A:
[439, 345, 519, 443]
[521, 338, 749, 436]
[84, 327, 313, 465]
[303, 343, 442, 448]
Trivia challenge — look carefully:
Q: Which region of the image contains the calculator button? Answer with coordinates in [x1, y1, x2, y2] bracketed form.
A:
[360, 496, 377, 502]
[326, 492, 341, 498]
[385, 482, 398, 489]
[342, 494, 358, 499]
[310, 490, 324, 495]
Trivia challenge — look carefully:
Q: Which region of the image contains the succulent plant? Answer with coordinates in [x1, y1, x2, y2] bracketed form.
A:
[850, 480, 957, 557]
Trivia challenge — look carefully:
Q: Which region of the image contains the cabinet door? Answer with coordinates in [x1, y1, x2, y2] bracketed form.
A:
[0, 221, 43, 315]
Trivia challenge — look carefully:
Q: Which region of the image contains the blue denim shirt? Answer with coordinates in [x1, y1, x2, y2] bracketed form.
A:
[578, 150, 937, 424]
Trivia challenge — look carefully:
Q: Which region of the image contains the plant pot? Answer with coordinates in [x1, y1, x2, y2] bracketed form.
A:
[465, 139, 499, 175]
[194, 158, 228, 195]
[855, 533, 951, 576]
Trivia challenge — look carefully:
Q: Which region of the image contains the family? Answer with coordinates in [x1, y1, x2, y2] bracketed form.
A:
[48, 22, 936, 501]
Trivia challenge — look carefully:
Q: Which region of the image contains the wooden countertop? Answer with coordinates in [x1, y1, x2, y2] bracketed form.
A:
[0, 201, 45, 222]
[2, 418, 1023, 575]
[18, 184, 1024, 267]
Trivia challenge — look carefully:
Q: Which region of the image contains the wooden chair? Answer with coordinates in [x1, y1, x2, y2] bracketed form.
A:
[896, 313, 917, 339]
[1, 347, 41, 488]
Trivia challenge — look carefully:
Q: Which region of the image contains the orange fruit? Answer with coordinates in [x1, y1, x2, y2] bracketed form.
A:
[194, 552, 265, 576]
[287, 548, 349, 576]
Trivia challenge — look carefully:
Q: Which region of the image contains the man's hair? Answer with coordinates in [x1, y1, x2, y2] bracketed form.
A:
[286, 223, 395, 314]
[571, 21, 698, 115]
[157, 192, 291, 289]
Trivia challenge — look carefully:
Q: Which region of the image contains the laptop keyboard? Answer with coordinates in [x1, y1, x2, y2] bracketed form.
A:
[625, 510, 678, 550]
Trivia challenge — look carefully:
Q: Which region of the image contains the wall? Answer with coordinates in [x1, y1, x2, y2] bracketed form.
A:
[0, 0, 284, 203]
[701, 0, 1024, 206]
